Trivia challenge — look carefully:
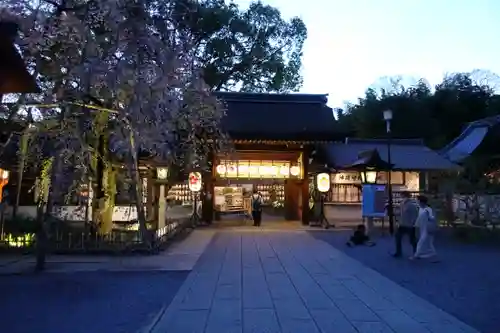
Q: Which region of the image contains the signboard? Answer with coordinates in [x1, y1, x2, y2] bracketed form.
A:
[333, 172, 362, 184]
[362, 184, 387, 217]
[188, 172, 202, 192]
[333, 171, 404, 185]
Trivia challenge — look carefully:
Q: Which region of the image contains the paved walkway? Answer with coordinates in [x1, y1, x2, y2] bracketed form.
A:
[149, 231, 478, 333]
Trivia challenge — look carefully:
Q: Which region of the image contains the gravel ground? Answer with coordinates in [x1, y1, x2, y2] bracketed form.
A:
[0, 270, 189, 333]
[309, 229, 500, 333]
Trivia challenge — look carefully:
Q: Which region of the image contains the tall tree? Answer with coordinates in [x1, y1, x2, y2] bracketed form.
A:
[1, 0, 228, 261]
[169, 0, 307, 92]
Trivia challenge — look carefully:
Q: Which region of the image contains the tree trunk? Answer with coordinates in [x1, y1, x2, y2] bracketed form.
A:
[13, 129, 30, 218]
[127, 130, 149, 245]
[34, 158, 53, 272]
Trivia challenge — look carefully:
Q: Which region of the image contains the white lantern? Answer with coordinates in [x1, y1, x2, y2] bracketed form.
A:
[157, 167, 169, 180]
[259, 165, 270, 176]
[270, 165, 278, 177]
[188, 172, 202, 192]
[249, 165, 259, 175]
[316, 173, 331, 193]
[290, 165, 300, 177]
[238, 164, 248, 174]
[279, 165, 289, 176]
[360, 169, 378, 184]
[216, 164, 226, 175]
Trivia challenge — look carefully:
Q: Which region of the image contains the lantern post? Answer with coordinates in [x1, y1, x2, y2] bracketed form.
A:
[188, 172, 202, 227]
[315, 169, 332, 229]
[156, 167, 169, 230]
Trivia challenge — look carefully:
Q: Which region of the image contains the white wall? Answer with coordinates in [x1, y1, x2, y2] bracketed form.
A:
[5, 205, 145, 222]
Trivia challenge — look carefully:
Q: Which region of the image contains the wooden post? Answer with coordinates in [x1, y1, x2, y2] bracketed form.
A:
[301, 150, 310, 225]
[146, 169, 154, 221]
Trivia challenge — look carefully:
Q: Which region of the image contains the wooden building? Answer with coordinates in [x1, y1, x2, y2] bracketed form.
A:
[204, 92, 342, 225]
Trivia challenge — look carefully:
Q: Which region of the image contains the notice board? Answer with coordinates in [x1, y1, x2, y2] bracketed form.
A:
[362, 184, 387, 217]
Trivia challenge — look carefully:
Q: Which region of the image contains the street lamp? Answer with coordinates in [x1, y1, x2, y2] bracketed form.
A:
[360, 168, 378, 184]
[383, 109, 395, 235]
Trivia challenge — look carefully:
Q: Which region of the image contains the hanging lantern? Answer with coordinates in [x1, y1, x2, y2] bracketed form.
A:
[290, 165, 300, 177]
[279, 164, 289, 176]
[188, 172, 202, 192]
[216, 164, 226, 175]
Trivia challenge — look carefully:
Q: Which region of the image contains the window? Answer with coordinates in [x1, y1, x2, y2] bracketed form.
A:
[328, 184, 361, 203]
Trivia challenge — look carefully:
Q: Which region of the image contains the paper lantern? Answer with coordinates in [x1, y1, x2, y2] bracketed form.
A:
[316, 173, 330, 192]
[188, 172, 202, 192]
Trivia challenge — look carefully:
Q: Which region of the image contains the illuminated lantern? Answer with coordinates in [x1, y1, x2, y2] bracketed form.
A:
[157, 167, 169, 180]
[249, 165, 259, 175]
[279, 165, 289, 176]
[290, 165, 300, 177]
[316, 173, 331, 193]
[270, 165, 278, 177]
[259, 165, 270, 176]
[360, 169, 378, 184]
[0, 168, 10, 202]
[188, 172, 202, 192]
[216, 164, 226, 175]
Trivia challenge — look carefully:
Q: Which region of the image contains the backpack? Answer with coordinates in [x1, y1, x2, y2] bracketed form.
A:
[252, 195, 263, 211]
[425, 209, 438, 234]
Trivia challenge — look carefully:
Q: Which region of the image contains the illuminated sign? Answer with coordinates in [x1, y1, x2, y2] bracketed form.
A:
[216, 160, 301, 179]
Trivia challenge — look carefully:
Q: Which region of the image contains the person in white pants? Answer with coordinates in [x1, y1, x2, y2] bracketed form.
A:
[410, 195, 439, 262]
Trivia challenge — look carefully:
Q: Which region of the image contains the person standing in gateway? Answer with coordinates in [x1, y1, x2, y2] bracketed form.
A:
[251, 189, 263, 226]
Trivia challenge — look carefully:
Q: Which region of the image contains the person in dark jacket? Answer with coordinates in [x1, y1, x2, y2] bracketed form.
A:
[346, 224, 375, 247]
[251, 190, 263, 226]
[392, 191, 419, 258]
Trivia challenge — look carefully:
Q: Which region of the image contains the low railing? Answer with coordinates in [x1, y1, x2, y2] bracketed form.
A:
[0, 217, 192, 254]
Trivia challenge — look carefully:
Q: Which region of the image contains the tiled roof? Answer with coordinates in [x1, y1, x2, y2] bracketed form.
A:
[439, 115, 500, 163]
[322, 138, 460, 171]
[215, 92, 343, 141]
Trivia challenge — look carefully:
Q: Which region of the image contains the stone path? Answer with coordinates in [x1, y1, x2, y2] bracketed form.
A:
[149, 231, 479, 333]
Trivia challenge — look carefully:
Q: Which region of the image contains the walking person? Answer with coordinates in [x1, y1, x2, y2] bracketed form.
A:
[251, 190, 263, 227]
[410, 195, 439, 262]
[392, 191, 419, 258]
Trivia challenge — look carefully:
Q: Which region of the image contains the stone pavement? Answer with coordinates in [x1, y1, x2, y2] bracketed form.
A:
[149, 231, 479, 333]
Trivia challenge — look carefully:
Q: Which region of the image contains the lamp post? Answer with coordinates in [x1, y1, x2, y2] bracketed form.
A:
[316, 171, 331, 229]
[156, 167, 169, 230]
[383, 109, 395, 235]
[188, 172, 202, 227]
[360, 167, 378, 235]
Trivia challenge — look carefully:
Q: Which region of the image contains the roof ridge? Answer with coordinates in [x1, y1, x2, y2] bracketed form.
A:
[214, 91, 329, 104]
[345, 138, 425, 145]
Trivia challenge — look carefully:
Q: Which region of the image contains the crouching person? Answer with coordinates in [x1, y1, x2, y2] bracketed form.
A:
[346, 224, 375, 247]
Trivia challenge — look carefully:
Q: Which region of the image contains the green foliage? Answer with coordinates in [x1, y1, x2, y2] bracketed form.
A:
[340, 72, 498, 149]
[340, 71, 500, 188]
[170, 0, 307, 92]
